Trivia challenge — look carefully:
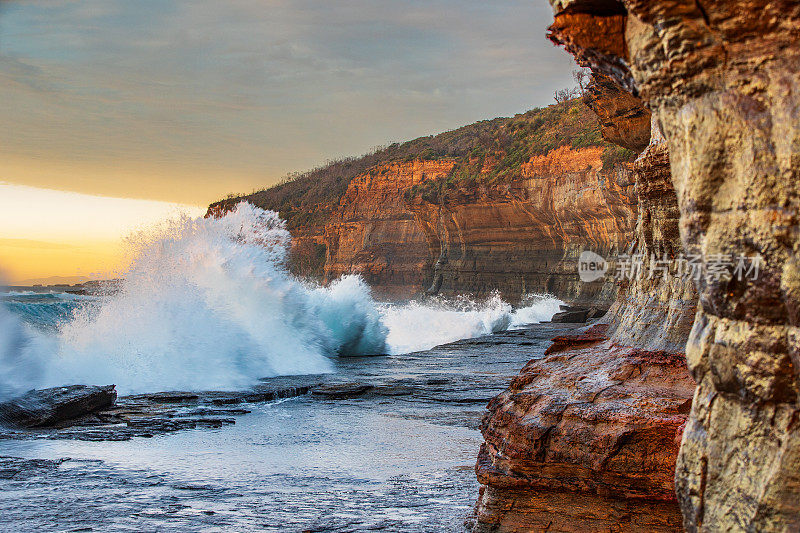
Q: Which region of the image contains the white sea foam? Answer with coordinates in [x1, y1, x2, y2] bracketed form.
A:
[0, 296, 50, 400]
[509, 294, 564, 328]
[380, 293, 562, 354]
[48, 204, 386, 394]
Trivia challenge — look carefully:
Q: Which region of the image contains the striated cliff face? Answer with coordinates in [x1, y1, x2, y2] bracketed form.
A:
[605, 117, 698, 354]
[474, 1, 800, 532]
[323, 160, 454, 298]
[551, 1, 800, 530]
[211, 100, 639, 304]
[324, 145, 636, 302]
[475, 328, 695, 532]
[407, 145, 635, 305]
[473, 72, 697, 531]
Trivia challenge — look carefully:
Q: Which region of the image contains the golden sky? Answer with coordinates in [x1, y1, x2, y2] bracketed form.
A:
[0, 183, 203, 283]
[0, 0, 571, 281]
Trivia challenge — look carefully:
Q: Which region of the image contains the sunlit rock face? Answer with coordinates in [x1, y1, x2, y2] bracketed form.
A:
[402, 147, 636, 306]
[473, 68, 697, 532]
[210, 102, 638, 305]
[322, 160, 454, 299]
[475, 329, 695, 533]
[476, 0, 799, 531]
[322, 147, 637, 305]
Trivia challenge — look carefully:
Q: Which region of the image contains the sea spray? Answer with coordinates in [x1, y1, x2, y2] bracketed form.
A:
[380, 293, 562, 354]
[0, 292, 50, 400]
[1, 205, 563, 395]
[509, 294, 564, 328]
[52, 204, 387, 394]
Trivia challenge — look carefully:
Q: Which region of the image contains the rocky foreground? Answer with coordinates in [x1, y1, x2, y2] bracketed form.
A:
[0, 378, 321, 441]
[475, 326, 694, 531]
[6, 325, 585, 532]
[0, 325, 576, 444]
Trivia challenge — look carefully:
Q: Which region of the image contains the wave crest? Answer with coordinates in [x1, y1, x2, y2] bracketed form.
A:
[52, 204, 386, 393]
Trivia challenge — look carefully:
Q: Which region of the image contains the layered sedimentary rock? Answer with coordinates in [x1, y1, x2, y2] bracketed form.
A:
[605, 117, 698, 353]
[324, 149, 636, 302]
[323, 160, 454, 298]
[406, 145, 635, 304]
[549, 1, 800, 530]
[213, 101, 639, 303]
[474, 73, 698, 530]
[583, 74, 650, 152]
[475, 1, 800, 531]
[475, 327, 695, 532]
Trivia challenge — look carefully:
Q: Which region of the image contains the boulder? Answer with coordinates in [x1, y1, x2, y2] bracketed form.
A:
[0, 385, 117, 428]
[550, 309, 589, 323]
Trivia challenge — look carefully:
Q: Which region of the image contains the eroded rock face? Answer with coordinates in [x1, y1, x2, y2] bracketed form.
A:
[473, 94, 696, 530]
[546, 0, 800, 531]
[605, 117, 698, 353]
[472, 15, 705, 529]
[325, 148, 636, 303]
[475, 330, 694, 532]
[323, 160, 454, 299]
[406, 146, 635, 304]
[583, 74, 650, 152]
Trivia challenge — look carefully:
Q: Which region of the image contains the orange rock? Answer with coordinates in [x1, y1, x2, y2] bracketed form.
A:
[474, 339, 694, 533]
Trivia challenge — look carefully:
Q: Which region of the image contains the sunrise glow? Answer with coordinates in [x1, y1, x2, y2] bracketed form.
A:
[0, 183, 203, 283]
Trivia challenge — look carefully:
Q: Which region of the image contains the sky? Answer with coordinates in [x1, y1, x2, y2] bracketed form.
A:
[0, 0, 575, 282]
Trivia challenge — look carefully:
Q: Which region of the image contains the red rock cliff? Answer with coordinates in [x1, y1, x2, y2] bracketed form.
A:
[550, 1, 800, 531]
[211, 101, 638, 304]
[474, 1, 800, 532]
[473, 74, 697, 532]
[406, 144, 635, 304]
[323, 160, 454, 298]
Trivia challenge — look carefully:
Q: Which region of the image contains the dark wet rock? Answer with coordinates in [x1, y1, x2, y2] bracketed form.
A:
[585, 307, 608, 319]
[550, 309, 589, 323]
[311, 383, 374, 399]
[140, 392, 199, 403]
[371, 380, 416, 397]
[550, 306, 607, 323]
[0, 378, 322, 441]
[180, 407, 251, 417]
[0, 385, 117, 428]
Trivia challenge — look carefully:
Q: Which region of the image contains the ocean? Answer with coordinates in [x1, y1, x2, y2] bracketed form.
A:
[0, 205, 562, 531]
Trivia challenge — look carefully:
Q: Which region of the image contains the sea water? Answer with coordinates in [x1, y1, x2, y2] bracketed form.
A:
[0, 204, 561, 396]
[0, 204, 562, 531]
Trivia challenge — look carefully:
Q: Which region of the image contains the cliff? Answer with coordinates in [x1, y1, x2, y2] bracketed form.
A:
[554, 1, 800, 531]
[475, 0, 800, 531]
[210, 100, 638, 303]
[405, 143, 634, 305]
[323, 160, 455, 298]
[474, 74, 697, 531]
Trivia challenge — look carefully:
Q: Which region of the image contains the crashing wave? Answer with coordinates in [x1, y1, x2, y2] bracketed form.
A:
[0, 204, 562, 395]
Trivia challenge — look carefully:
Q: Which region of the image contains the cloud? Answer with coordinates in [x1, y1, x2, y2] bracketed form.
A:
[0, 0, 576, 204]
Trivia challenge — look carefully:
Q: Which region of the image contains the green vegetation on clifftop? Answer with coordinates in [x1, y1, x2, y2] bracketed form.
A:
[209, 99, 633, 227]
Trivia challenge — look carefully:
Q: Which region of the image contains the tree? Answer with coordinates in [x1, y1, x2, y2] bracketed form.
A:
[572, 68, 590, 96]
[554, 88, 577, 103]
[554, 68, 592, 103]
